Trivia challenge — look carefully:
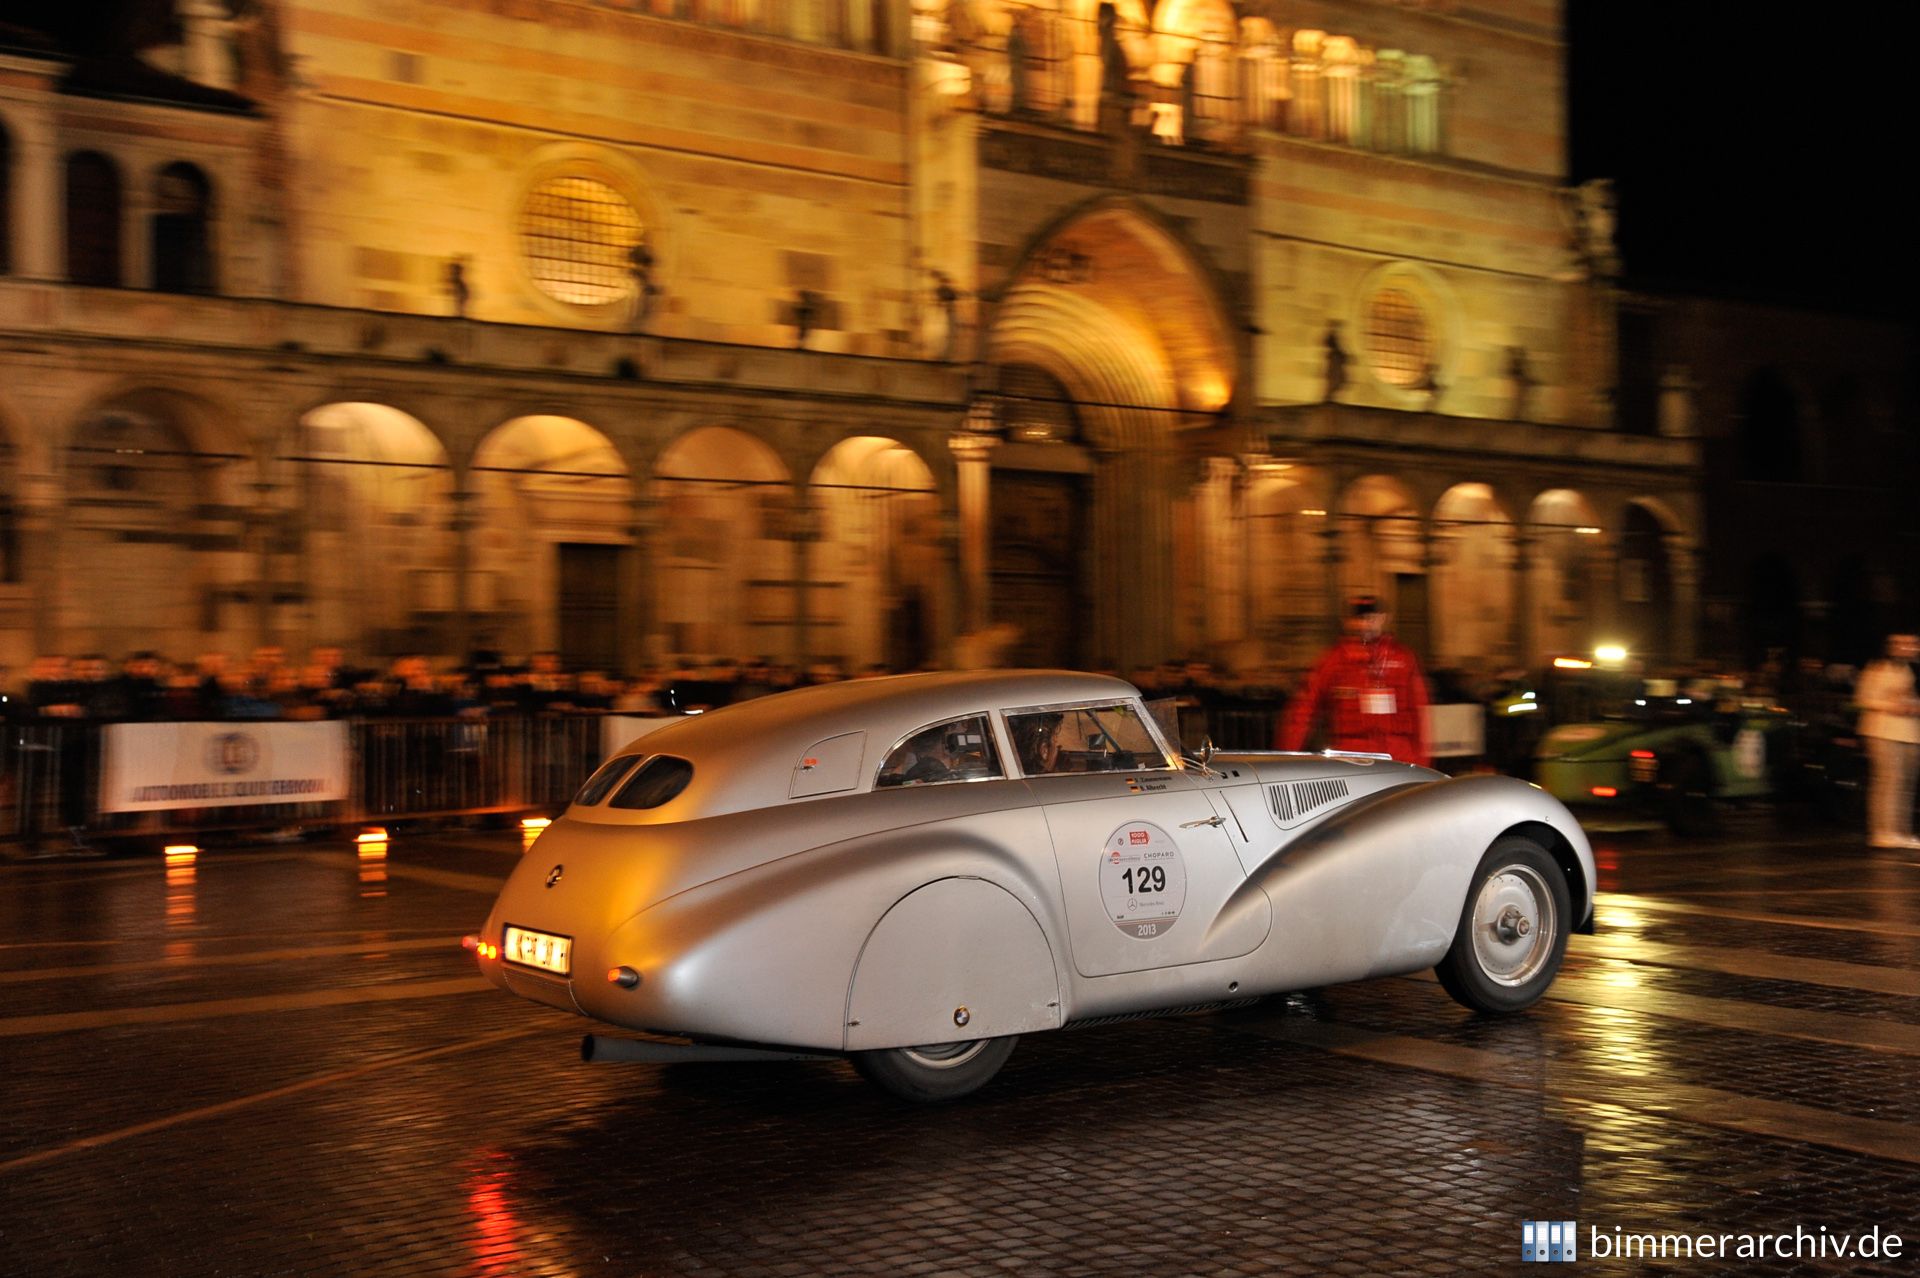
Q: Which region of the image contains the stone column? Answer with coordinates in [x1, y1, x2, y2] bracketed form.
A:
[1319, 511, 1344, 644]
[948, 429, 997, 636]
[1509, 531, 1535, 669]
[249, 477, 278, 645]
[449, 483, 476, 663]
[11, 109, 62, 280]
[789, 495, 818, 666]
[17, 472, 63, 654]
[1669, 537, 1700, 664]
[1588, 540, 1618, 646]
[622, 495, 659, 675]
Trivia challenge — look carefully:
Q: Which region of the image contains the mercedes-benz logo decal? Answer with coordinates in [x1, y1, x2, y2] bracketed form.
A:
[545, 864, 564, 889]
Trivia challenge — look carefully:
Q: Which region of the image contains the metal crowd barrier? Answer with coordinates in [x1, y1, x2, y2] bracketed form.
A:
[3, 700, 1378, 849]
[3, 715, 613, 848]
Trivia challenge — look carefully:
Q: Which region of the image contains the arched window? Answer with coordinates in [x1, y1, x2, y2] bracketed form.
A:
[151, 162, 216, 294]
[65, 151, 123, 287]
[1289, 30, 1326, 138]
[1406, 55, 1442, 154]
[1, 120, 13, 275]
[1363, 287, 1432, 388]
[1737, 368, 1803, 482]
[1371, 50, 1406, 152]
[1237, 20, 1288, 131]
[1323, 36, 1362, 144]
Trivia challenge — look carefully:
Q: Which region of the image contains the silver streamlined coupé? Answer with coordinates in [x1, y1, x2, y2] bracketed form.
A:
[473, 671, 1595, 1101]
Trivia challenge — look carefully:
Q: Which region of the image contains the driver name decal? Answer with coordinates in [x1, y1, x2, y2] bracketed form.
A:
[1100, 820, 1187, 939]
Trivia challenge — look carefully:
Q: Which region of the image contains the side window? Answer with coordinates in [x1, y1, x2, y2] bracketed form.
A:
[573, 755, 638, 806]
[608, 755, 694, 810]
[875, 715, 1003, 788]
[1007, 702, 1175, 775]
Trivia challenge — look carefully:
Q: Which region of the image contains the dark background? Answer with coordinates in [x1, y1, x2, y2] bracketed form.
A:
[1569, 1, 1910, 318]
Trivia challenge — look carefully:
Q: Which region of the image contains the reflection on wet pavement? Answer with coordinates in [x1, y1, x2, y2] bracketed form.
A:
[0, 815, 1915, 1276]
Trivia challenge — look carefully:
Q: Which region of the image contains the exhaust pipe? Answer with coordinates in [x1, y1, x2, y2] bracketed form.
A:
[581, 1034, 834, 1065]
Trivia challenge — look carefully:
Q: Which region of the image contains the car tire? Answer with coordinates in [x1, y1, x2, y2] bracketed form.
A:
[851, 1035, 1018, 1103]
[1435, 836, 1571, 1015]
[1662, 751, 1718, 835]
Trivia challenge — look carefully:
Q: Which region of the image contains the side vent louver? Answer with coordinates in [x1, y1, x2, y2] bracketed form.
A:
[1291, 778, 1350, 818]
[1267, 784, 1294, 822]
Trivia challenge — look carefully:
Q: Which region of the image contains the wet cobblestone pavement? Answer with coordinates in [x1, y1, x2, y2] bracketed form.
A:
[2, 811, 1916, 1276]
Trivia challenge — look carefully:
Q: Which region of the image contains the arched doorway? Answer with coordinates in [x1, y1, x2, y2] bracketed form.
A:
[65, 151, 123, 287]
[150, 161, 215, 294]
[1745, 551, 1801, 668]
[1618, 501, 1676, 664]
[1736, 367, 1802, 483]
[65, 390, 254, 657]
[809, 437, 941, 672]
[295, 402, 454, 658]
[984, 199, 1237, 672]
[1525, 489, 1606, 664]
[1338, 475, 1426, 655]
[472, 415, 634, 671]
[651, 426, 793, 661]
[1431, 483, 1515, 673]
[1246, 463, 1326, 669]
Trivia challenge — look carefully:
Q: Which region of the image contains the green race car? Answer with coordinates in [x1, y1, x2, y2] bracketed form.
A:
[1533, 682, 1797, 833]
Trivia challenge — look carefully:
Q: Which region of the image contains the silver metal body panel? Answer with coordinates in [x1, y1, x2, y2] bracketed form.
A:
[477, 672, 1594, 1052]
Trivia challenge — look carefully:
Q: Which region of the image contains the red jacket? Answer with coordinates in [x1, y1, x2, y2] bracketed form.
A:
[1277, 634, 1431, 766]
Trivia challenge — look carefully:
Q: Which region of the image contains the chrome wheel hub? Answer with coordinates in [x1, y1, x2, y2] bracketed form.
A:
[1471, 865, 1555, 988]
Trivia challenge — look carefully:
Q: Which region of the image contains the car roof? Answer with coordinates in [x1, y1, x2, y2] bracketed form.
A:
[597, 669, 1144, 820]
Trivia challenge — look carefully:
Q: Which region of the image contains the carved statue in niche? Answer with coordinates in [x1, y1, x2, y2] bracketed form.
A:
[1322, 319, 1349, 403]
[1005, 8, 1031, 114]
[1505, 345, 1534, 420]
[628, 236, 661, 332]
[1567, 178, 1620, 279]
[444, 256, 471, 318]
[1097, 3, 1131, 106]
[930, 270, 962, 361]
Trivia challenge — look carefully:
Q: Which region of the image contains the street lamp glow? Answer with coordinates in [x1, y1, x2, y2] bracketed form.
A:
[1594, 643, 1628, 664]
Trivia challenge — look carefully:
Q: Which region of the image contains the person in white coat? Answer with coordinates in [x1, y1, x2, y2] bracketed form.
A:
[1856, 633, 1920, 849]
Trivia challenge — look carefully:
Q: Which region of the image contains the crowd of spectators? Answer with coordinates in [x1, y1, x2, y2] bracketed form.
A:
[0, 648, 971, 725]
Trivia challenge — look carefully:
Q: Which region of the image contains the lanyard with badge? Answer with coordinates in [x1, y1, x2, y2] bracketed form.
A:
[1361, 641, 1396, 716]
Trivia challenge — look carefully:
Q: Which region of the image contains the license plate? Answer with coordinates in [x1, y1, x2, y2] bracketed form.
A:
[503, 925, 572, 977]
[1630, 757, 1658, 784]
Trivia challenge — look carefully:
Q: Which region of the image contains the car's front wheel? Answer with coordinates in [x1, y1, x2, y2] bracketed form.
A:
[851, 1036, 1018, 1102]
[1435, 836, 1570, 1014]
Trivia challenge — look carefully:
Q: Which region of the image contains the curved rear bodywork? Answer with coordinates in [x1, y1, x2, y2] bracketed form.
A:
[474, 671, 1594, 1054]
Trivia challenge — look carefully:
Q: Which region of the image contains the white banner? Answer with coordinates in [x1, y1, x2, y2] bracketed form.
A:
[99, 721, 351, 813]
[1426, 704, 1486, 759]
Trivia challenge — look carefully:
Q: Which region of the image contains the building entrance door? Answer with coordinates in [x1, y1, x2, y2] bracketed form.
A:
[990, 470, 1085, 668]
[557, 543, 622, 671]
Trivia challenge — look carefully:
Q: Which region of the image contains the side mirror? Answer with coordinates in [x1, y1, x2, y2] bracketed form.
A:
[1198, 737, 1215, 770]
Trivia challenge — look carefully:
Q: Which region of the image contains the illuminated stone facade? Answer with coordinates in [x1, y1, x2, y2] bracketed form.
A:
[0, 1, 1708, 679]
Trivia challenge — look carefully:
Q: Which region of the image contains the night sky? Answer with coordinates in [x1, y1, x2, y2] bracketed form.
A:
[1568, 2, 1909, 319]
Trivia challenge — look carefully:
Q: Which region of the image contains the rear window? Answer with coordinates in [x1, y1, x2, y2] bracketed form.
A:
[608, 756, 695, 810]
[573, 756, 639, 806]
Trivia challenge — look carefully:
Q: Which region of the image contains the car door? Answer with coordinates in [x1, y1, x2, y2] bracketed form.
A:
[1028, 767, 1271, 978]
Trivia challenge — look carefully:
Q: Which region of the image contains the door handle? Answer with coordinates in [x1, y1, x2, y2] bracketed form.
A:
[1180, 815, 1226, 828]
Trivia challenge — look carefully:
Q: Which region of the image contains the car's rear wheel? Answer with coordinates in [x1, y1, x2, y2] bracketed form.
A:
[851, 1035, 1018, 1102]
[1435, 836, 1570, 1014]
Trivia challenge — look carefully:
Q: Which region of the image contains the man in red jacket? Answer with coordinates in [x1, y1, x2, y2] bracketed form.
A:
[1277, 594, 1432, 766]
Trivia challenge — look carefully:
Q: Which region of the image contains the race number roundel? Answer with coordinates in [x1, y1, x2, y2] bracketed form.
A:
[1100, 821, 1187, 939]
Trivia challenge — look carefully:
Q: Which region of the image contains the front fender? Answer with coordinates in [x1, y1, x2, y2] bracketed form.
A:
[1247, 774, 1593, 989]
